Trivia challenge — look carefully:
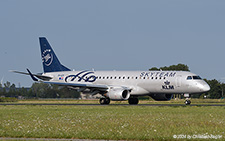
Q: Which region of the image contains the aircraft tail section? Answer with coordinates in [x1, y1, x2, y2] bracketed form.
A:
[39, 37, 71, 73]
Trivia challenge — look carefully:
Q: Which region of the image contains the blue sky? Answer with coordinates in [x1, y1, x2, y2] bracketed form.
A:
[0, 0, 225, 87]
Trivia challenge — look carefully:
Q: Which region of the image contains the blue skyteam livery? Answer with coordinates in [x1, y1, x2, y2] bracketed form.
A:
[13, 37, 210, 105]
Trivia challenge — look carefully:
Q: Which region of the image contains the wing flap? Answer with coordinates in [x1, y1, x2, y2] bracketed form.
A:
[44, 81, 109, 91]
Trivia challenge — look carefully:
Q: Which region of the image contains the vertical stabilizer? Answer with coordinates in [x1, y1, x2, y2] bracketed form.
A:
[39, 37, 71, 73]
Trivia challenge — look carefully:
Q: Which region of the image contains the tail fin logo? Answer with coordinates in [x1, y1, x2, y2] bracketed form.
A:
[42, 49, 53, 66]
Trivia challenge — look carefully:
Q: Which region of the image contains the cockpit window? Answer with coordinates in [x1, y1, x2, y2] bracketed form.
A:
[187, 76, 192, 80]
[187, 76, 202, 80]
[193, 76, 202, 80]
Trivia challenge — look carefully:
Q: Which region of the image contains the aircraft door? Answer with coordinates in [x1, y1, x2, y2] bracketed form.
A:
[176, 75, 182, 87]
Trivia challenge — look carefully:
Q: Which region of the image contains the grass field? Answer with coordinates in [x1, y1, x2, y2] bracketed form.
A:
[0, 104, 224, 140]
[14, 98, 225, 105]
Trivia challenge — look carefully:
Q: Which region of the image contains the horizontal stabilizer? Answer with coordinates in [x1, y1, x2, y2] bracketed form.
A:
[10, 70, 52, 81]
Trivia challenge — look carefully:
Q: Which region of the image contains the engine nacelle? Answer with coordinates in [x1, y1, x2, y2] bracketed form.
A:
[107, 88, 130, 101]
[150, 94, 173, 101]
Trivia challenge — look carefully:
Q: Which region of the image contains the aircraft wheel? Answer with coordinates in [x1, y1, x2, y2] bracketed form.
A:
[185, 100, 191, 105]
[100, 98, 110, 105]
[105, 98, 110, 104]
[100, 98, 105, 105]
[128, 97, 139, 105]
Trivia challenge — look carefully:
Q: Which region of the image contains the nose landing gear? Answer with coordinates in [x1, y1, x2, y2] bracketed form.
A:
[184, 94, 191, 105]
[185, 99, 191, 105]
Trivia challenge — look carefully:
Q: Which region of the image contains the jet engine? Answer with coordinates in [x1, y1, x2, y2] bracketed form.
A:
[150, 94, 173, 101]
[106, 88, 130, 101]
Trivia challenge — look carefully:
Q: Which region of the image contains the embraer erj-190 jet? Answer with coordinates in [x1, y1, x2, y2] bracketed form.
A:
[13, 37, 210, 105]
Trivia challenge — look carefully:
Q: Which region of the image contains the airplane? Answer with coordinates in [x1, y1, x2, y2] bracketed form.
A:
[12, 37, 210, 105]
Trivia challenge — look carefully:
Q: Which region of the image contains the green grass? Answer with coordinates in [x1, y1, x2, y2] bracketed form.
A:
[8, 98, 225, 105]
[0, 105, 224, 140]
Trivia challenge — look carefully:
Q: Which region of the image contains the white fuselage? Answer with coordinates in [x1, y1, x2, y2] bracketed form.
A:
[43, 70, 210, 96]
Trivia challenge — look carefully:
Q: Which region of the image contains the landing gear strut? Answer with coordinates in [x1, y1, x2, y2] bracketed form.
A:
[128, 97, 139, 105]
[99, 97, 110, 105]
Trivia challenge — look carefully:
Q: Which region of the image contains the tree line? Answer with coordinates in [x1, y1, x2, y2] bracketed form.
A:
[0, 64, 224, 99]
[0, 81, 80, 99]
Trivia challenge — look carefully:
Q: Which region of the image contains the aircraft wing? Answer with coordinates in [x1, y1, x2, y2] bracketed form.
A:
[44, 81, 109, 91]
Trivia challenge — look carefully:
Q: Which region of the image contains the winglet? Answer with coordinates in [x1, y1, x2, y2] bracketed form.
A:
[27, 69, 38, 81]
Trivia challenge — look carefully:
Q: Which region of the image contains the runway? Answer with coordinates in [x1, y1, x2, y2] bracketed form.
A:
[0, 103, 225, 106]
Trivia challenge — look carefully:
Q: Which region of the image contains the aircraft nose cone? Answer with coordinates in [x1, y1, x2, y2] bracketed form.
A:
[202, 84, 210, 92]
[198, 81, 210, 92]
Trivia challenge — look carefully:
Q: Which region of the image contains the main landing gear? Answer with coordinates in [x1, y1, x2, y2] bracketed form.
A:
[128, 97, 139, 105]
[99, 97, 139, 105]
[99, 97, 110, 105]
